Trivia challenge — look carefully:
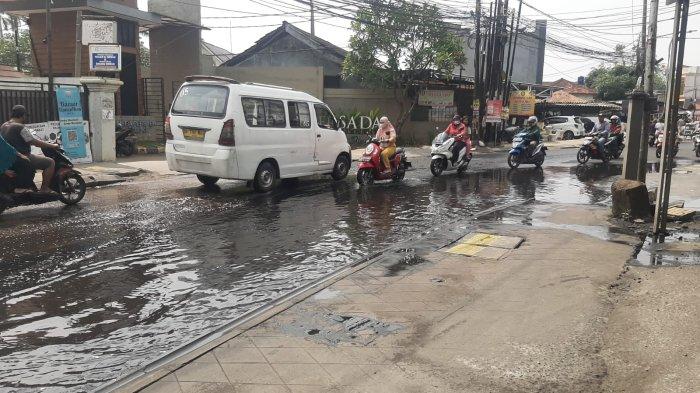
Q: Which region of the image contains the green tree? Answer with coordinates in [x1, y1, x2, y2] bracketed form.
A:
[587, 64, 668, 100]
[139, 36, 150, 69]
[342, 1, 465, 131]
[0, 16, 32, 72]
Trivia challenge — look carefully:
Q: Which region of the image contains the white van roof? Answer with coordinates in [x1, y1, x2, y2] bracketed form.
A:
[183, 75, 322, 103]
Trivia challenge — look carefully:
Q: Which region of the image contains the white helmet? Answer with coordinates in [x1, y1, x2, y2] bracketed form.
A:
[527, 116, 538, 124]
[610, 115, 620, 123]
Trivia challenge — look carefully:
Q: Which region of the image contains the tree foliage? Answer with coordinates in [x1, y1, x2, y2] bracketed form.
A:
[586, 64, 668, 100]
[342, 0, 465, 131]
[0, 16, 32, 72]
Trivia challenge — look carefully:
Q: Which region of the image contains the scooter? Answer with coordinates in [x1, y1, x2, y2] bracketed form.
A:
[507, 131, 547, 169]
[0, 148, 86, 215]
[655, 132, 679, 159]
[357, 138, 411, 185]
[577, 132, 625, 164]
[693, 131, 700, 157]
[430, 132, 472, 177]
[116, 123, 137, 157]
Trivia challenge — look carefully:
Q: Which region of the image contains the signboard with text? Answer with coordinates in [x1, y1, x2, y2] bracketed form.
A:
[485, 99, 503, 123]
[56, 86, 88, 159]
[26, 121, 93, 164]
[419, 90, 454, 108]
[509, 90, 536, 116]
[89, 44, 122, 71]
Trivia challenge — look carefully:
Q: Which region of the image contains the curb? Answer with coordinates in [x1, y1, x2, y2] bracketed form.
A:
[137, 146, 165, 155]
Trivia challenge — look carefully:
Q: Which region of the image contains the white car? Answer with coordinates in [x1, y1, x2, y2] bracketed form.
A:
[165, 76, 351, 192]
[543, 116, 586, 140]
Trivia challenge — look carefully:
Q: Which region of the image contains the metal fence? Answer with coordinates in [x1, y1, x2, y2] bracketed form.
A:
[0, 80, 88, 124]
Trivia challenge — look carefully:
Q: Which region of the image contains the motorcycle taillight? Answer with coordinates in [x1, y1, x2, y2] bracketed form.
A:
[164, 116, 173, 140]
[219, 119, 235, 146]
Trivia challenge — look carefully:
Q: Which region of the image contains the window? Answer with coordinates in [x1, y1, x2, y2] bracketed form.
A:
[288, 102, 311, 128]
[241, 98, 287, 127]
[172, 85, 229, 118]
[546, 117, 566, 125]
[314, 104, 338, 130]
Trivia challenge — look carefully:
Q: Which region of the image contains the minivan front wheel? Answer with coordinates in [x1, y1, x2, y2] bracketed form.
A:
[254, 161, 277, 193]
[331, 154, 350, 180]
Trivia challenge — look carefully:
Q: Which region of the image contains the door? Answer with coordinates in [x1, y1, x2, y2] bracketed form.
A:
[286, 100, 317, 173]
[312, 103, 340, 171]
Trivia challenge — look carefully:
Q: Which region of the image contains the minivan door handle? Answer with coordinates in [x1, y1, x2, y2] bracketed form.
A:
[316, 134, 322, 138]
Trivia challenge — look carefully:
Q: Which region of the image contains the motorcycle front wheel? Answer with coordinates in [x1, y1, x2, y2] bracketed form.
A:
[356, 168, 374, 186]
[393, 161, 407, 181]
[430, 158, 445, 177]
[507, 154, 521, 169]
[577, 148, 590, 164]
[58, 172, 86, 205]
[656, 146, 662, 158]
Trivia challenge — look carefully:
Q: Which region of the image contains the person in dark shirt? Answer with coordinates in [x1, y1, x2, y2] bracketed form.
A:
[0, 105, 59, 193]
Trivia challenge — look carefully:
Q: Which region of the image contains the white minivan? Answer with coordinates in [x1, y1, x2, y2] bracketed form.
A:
[165, 76, 351, 192]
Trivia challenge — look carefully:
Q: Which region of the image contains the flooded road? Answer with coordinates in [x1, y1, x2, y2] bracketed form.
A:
[0, 146, 695, 391]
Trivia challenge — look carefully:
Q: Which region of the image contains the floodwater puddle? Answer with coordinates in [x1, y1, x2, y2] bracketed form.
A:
[631, 231, 700, 267]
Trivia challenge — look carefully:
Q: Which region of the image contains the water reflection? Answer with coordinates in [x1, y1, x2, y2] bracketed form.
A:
[0, 165, 626, 390]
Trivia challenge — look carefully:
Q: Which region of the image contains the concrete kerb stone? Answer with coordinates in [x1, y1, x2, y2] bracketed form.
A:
[106, 199, 535, 393]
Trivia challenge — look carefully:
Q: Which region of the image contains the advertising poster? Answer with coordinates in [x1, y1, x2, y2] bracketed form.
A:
[26, 121, 93, 164]
[56, 86, 89, 159]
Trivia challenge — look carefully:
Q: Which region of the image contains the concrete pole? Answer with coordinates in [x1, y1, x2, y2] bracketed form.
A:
[81, 77, 123, 162]
[638, 0, 659, 183]
[653, 0, 689, 236]
[46, 0, 53, 94]
[74, 11, 82, 77]
[310, 0, 315, 37]
[622, 91, 648, 180]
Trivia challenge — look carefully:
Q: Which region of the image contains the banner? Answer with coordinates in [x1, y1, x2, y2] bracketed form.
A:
[26, 121, 93, 164]
[509, 90, 536, 116]
[485, 99, 503, 123]
[56, 86, 88, 159]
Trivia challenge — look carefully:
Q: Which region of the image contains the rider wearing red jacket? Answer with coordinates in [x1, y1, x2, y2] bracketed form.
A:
[444, 115, 470, 164]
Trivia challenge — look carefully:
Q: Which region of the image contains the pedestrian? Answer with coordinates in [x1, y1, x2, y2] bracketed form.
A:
[0, 105, 59, 193]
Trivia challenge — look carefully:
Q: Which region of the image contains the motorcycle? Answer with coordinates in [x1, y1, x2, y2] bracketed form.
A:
[357, 138, 411, 185]
[0, 148, 86, 215]
[655, 132, 679, 159]
[693, 131, 700, 157]
[430, 132, 472, 177]
[577, 132, 625, 164]
[507, 131, 547, 169]
[116, 123, 137, 157]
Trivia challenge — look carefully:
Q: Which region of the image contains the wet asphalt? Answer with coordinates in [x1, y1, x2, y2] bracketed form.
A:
[0, 143, 697, 391]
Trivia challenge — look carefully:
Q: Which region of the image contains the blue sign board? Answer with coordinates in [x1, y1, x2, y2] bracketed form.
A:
[89, 44, 121, 71]
[91, 53, 119, 69]
[56, 86, 87, 158]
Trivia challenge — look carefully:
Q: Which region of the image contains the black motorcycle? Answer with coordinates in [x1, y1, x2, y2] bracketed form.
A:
[0, 148, 86, 215]
[116, 123, 137, 157]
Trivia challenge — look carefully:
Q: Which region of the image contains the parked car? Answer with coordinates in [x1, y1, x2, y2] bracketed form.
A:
[165, 76, 351, 192]
[543, 116, 586, 140]
[580, 117, 595, 132]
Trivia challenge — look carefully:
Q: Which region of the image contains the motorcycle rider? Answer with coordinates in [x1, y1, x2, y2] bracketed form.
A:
[609, 115, 622, 155]
[0, 105, 60, 193]
[590, 113, 610, 159]
[0, 133, 33, 193]
[444, 115, 469, 164]
[374, 116, 397, 174]
[524, 115, 542, 144]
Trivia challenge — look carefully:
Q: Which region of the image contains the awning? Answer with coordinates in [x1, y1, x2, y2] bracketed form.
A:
[0, 0, 161, 26]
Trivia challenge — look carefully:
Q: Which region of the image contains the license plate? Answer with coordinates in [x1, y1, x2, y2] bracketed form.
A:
[360, 156, 371, 162]
[182, 128, 206, 141]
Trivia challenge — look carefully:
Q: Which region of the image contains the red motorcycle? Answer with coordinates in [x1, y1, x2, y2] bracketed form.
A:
[357, 138, 411, 185]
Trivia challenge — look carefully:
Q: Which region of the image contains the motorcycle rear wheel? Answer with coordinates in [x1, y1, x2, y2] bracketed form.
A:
[507, 154, 521, 169]
[430, 158, 445, 177]
[58, 172, 86, 205]
[534, 155, 545, 168]
[577, 148, 590, 164]
[357, 168, 374, 186]
[655, 146, 662, 158]
[394, 161, 406, 181]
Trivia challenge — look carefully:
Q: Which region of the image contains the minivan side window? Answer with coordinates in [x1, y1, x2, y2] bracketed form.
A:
[241, 98, 287, 128]
[288, 102, 311, 128]
[314, 104, 338, 130]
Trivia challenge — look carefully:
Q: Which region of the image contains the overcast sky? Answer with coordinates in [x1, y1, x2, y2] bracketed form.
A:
[138, 0, 700, 81]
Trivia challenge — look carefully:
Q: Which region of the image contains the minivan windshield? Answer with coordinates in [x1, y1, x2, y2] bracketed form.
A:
[172, 84, 229, 118]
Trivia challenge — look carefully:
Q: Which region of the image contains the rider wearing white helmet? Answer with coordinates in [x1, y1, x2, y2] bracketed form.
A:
[525, 116, 542, 144]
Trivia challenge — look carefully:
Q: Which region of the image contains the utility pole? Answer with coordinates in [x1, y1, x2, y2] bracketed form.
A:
[473, 0, 482, 145]
[46, 0, 54, 95]
[653, 0, 689, 236]
[12, 16, 22, 72]
[637, 0, 659, 182]
[74, 11, 82, 77]
[640, 0, 647, 80]
[310, 0, 315, 37]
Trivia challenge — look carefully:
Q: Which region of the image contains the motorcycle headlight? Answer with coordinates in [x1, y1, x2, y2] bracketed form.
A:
[365, 145, 374, 155]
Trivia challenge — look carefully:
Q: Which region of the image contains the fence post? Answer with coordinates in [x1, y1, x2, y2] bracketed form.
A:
[81, 77, 123, 162]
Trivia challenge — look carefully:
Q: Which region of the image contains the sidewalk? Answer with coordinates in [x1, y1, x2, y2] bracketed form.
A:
[113, 210, 697, 393]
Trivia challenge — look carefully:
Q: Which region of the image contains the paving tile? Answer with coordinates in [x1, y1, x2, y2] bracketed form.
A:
[251, 336, 321, 348]
[140, 380, 182, 393]
[305, 347, 355, 364]
[220, 363, 284, 385]
[178, 382, 236, 393]
[260, 347, 316, 364]
[176, 362, 229, 383]
[271, 363, 335, 385]
[341, 347, 390, 365]
[233, 384, 290, 393]
[222, 336, 256, 349]
[214, 347, 267, 364]
[192, 353, 220, 363]
[321, 363, 369, 386]
[287, 386, 359, 393]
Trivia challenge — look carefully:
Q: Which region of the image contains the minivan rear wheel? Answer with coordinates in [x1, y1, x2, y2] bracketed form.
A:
[254, 161, 277, 193]
[196, 175, 219, 186]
